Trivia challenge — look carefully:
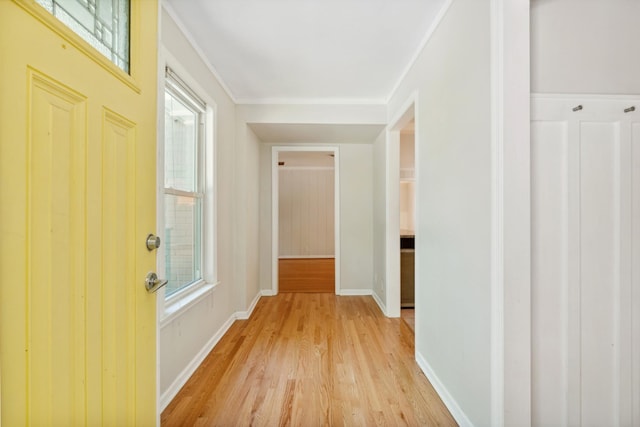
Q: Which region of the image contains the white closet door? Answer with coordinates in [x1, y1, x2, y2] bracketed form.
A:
[531, 96, 640, 427]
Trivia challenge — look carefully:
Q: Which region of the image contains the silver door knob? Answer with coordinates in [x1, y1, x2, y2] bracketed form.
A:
[145, 272, 168, 293]
[146, 234, 161, 251]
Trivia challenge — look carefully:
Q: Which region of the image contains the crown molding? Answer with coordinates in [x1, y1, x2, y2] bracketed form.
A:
[162, 2, 238, 104]
[235, 97, 387, 106]
[386, 0, 454, 104]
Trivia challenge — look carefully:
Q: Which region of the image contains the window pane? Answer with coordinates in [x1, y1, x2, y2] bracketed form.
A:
[36, 0, 130, 73]
[164, 92, 198, 192]
[164, 194, 202, 296]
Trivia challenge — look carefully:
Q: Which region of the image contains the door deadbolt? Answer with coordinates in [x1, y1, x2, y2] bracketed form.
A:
[146, 234, 161, 251]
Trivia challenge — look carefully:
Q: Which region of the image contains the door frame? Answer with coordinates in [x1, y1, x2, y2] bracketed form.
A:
[271, 145, 340, 294]
[387, 94, 418, 318]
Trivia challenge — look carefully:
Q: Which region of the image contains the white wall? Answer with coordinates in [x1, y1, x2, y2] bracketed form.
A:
[399, 181, 415, 233]
[258, 142, 374, 294]
[400, 132, 415, 172]
[158, 7, 246, 409]
[237, 104, 386, 125]
[239, 125, 261, 308]
[372, 130, 387, 308]
[232, 123, 261, 309]
[339, 144, 374, 293]
[388, 0, 493, 425]
[278, 168, 335, 257]
[399, 131, 415, 233]
[531, 0, 640, 95]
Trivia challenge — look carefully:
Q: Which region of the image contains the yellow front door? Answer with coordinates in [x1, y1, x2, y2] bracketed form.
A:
[0, 1, 158, 425]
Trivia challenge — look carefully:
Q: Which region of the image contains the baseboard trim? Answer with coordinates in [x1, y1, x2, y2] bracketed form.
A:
[415, 351, 474, 427]
[261, 289, 276, 297]
[160, 291, 266, 411]
[338, 289, 373, 296]
[159, 314, 236, 411]
[371, 291, 388, 316]
[235, 291, 262, 320]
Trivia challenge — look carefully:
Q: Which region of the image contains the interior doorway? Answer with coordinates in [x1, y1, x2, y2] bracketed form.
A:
[271, 146, 340, 294]
[386, 96, 417, 321]
[399, 120, 416, 332]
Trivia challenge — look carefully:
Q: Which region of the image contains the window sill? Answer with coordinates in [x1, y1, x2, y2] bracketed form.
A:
[160, 281, 219, 328]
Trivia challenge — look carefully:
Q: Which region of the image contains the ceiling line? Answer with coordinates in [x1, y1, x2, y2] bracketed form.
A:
[235, 97, 388, 106]
[385, 0, 454, 104]
[162, 2, 238, 104]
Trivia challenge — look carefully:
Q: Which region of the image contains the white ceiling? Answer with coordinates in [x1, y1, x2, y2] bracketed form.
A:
[163, 0, 447, 103]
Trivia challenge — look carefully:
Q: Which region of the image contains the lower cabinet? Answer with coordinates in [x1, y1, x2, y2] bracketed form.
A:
[401, 248, 414, 307]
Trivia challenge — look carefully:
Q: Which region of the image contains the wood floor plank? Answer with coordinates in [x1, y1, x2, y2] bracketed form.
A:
[279, 258, 335, 293]
[161, 293, 458, 427]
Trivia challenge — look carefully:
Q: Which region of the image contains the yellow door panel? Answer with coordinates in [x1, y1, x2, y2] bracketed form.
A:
[0, 1, 158, 425]
[28, 69, 88, 426]
[100, 109, 137, 426]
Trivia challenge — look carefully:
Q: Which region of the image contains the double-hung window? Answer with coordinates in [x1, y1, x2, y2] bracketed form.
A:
[163, 67, 206, 298]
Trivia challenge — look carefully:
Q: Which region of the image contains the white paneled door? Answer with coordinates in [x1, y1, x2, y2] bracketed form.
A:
[531, 96, 640, 427]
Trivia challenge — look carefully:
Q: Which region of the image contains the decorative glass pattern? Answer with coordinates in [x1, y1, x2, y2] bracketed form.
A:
[36, 0, 130, 73]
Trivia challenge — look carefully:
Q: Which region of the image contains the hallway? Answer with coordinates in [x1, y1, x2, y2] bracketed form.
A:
[161, 293, 456, 426]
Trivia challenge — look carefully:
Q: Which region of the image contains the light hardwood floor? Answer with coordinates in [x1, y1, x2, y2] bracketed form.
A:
[401, 308, 416, 334]
[161, 293, 457, 426]
[278, 258, 335, 293]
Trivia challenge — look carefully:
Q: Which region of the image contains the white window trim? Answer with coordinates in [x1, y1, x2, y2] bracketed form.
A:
[157, 54, 218, 323]
[163, 71, 205, 298]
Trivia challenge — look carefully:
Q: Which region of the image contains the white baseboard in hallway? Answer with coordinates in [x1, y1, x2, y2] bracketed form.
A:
[415, 351, 473, 427]
[160, 314, 235, 411]
[235, 291, 262, 320]
[371, 291, 387, 315]
[338, 289, 373, 296]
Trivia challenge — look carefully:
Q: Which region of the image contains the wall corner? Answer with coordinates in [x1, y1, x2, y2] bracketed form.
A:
[490, 0, 531, 426]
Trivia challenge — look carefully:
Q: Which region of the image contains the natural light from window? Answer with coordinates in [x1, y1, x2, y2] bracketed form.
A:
[163, 85, 204, 297]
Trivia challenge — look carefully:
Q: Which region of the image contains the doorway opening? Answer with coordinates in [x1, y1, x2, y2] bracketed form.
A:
[271, 146, 340, 294]
[387, 96, 417, 323]
[399, 120, 416, 332]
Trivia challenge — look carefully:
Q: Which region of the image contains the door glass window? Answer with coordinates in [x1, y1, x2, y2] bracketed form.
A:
[36, 0, 130, 73]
